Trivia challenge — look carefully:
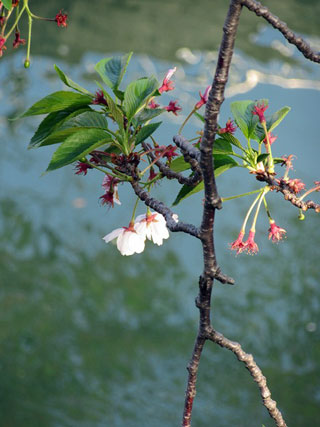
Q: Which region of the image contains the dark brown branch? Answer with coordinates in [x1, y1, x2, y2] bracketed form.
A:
[200, 0, 243, 213]
[182, 335, 206, 427]
[130, 180, 200, 238]
[207, 328, 287, 427]
[182, 7, 244, 424]
[173, 134, 203, 182]
[173, 135, 201, 162]
[241, 0, 320, 63]
[182, 1, 287, 425]
[255, 173, 320, 212]
[142, 142, 202, 187]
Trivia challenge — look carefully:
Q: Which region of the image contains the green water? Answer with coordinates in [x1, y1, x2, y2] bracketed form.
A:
[1, 1, 320, 426]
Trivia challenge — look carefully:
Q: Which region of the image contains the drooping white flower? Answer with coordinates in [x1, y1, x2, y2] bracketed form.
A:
[103, 223, 145, 256]
[135, 211, 169, 246]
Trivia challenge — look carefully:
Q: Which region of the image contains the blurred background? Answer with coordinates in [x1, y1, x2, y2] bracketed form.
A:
[1, 0, 320, 426]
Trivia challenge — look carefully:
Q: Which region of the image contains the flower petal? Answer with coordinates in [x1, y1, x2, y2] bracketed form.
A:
[102, 228, 123, 243]
[117, 230, 145, 256]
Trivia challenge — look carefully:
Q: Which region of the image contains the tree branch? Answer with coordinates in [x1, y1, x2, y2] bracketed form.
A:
[130, 180, 200, 238]
[173, 134, 201, 162]
[182, 1, 287, 425]
[200, 0, 243, 213]
[173, 134, 203, 182]
[142, 142, 202, 187]
[255, 173, 320, 212]
[207, 328, 287, 427]
[241, 0, 320, 63]
[182, 335, 206, 427]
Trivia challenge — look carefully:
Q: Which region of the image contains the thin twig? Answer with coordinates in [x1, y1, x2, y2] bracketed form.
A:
[241, 0, 320, 63]
[207, 328, 287, 427]
[173, 134, 203, 181]
[255, 173, 320, 212]
[182, 335, 206, 427]
[142, 142, 202, 187]
[130, 180, 200, 238]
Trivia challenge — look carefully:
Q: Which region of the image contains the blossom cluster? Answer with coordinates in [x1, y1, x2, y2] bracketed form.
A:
[20, 49, 318, 259]
[103, 211, 176, 256]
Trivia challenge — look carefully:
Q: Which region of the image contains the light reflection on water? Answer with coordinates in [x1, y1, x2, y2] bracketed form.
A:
[1, 25, 320, 427]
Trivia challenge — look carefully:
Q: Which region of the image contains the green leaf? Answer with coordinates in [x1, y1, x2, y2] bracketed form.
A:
[273, 157, 284, 164]
[254, 106, 291, 142]
[54, 65, 92, 95]
[214, 155, 239, 175]
[104, 93, 124, 129]
[29, 110, 76, 148]
[133, 108, 165, 125]
[38, 110, 110, 148]
[257, 153, 269, 163]
[28, 108, 92, 148]
[37, 128, 88, 148]
[2, 0, 12, 10]
[172, 180, 204, 206]
[212, 138, 234, 155]
[95, 82, 124, 130]
[135, 122, 161, 145]
[172, 155, 239, 205]
[231, 99, 268, 139]
[20, 91, 93, 117]
[218, 132, 244, 150]
[113, 89, 125, 101]
[268, 106, 291, 132]
[194, 112, 205, 123]
[124, 77, 159, 121]
[170, 156, 190, 173]
[59, 110, 108, 130]
[46, 129, 112, 171]
[95, 52, 133, 90]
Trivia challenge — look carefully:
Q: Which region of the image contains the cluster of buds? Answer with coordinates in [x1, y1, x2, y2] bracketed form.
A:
[154, 143, 178, 164]
[0, 2, 67, 66]
[218, 119, 237, 135]
[148, 67, 182, 116]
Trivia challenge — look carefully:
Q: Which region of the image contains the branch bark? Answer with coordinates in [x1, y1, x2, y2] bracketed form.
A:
[241, 0, 320, 63]
[208, 328, 287, 427]
[255, 173, 320, 212]
[142, 142, 202, 187]
[181, 0, 290, 425]
[130, 180, 200, 238]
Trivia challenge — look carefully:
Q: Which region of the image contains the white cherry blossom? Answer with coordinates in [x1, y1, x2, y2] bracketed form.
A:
[135, 212, 169, 246]
[103, 223, 145, 256]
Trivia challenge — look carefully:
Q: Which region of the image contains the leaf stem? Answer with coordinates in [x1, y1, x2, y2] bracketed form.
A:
[240, 189, 265, 232]
[130, 197, 140, 223]
[262, 121, 274, 173]
[250, 187, 270, 232]
[2, 2, 26, 38]
[221, 188, 262, 202]
[298, 185, 320, 201]
[178, 107, 196, 134]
